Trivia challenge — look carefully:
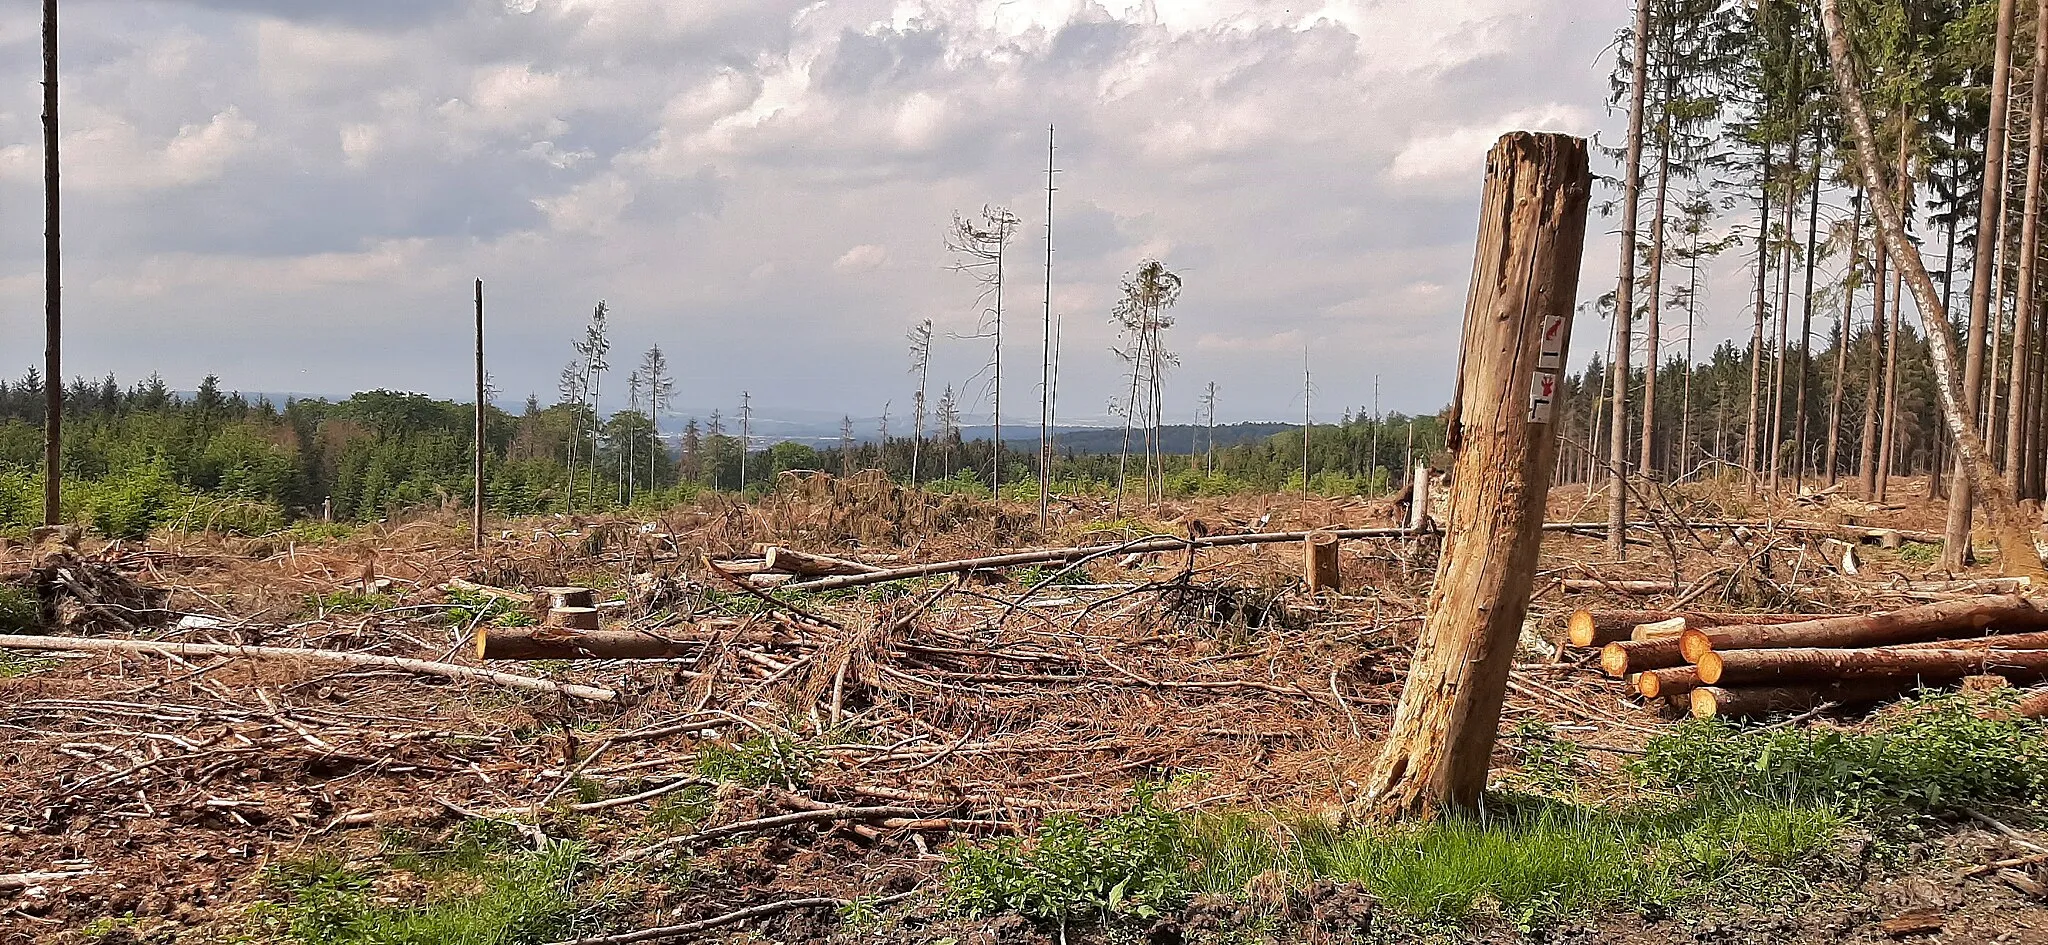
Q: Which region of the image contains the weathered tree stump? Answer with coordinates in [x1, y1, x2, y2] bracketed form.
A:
[1354, 132, 1590, 821]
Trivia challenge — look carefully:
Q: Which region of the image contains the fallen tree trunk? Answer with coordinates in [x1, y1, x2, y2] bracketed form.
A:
[1565, 610, 1832, 648]
[786, 523, 1599, 593]
[2017, 687, 2048, 719]
[763, 546, 881, 577]
[1677, 595, 2048, 662]
[0, 633, 618, 702]
[1696, 646, 2048, 687]
[478, 627, 713, 660]
[1683, 518, 1944, 545]
[1561, 579, 1676, 595]
[1690, 680, 1914, 719]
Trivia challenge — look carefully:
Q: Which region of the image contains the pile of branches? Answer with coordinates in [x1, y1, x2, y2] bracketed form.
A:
[0, 526, 170, 636]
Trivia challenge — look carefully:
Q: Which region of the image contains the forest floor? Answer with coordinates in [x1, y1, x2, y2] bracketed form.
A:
[0, 471, 2044, 945]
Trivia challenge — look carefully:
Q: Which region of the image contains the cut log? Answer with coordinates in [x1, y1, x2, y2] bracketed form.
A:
[1689, 680, 1915, 719]
[1678, 595, 2048, 662]
[763, 546, 882, 577]
[478, 627, 705, 660]
[2015, 687, 2048, 718]
[1696, 647, 2048, 687]
[545, 607, 601, 631]
[1564, 610, 1834, 648]
[1631, 617, 1687, 641]
[1602, 637, 1687, 677]
[1304, 532, 1342, 596]
[534, 586, 596, 610]
[1635, 665, 1703, 700]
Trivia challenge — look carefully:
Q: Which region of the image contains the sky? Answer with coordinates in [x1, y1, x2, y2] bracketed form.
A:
[0, 0, 1642, 431]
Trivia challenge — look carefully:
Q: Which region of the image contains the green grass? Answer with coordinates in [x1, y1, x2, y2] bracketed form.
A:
[253, 825, 582, 945]
[944, 696, 2048, 935]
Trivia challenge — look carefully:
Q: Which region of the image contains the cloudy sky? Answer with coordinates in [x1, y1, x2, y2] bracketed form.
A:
[0, 0, 1638, 430]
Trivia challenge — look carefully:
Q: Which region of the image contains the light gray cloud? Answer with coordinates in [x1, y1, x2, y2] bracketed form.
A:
[0, 0, 1637, 426]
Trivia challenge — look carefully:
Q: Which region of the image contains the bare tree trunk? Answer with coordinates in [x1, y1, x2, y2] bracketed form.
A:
[1748, 142, 1773, 499]
[1770, 132, 1801, 494]
[1861, 215, 1887, 498]
[41, 0, 59, 527]
[1823, 0, 2046, 579]
[1946, 0, 2018, 571]
[1880, 126, 1911, 502]
[1991, 113, 2017, 468]
[1358, 133, 1589, 820]
[473, 279, 485, 553]
[1795, 139, 1823, 486]
[1640, 15, 1674, 480]
[1608, 0, 1651, 559]
[2010, 0, 2047, 491]
[1828, 193, 1863, 486]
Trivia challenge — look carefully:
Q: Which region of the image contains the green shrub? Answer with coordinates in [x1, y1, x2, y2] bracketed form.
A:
[440, 589, 535, 627]
[0, 585, 38, 633]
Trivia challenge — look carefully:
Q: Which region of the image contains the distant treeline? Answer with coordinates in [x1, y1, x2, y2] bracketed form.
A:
[0, 369, 1449, 534]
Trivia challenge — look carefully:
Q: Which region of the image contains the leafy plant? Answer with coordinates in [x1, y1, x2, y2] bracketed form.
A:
[0, 584, 38, 633]
[440, 588, 535, 627]
[695, 735, 820, 790]
[255, 828, 581, 945]
[947, 785, 1191, 921]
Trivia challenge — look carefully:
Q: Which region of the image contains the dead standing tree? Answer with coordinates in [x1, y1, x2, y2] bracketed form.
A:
[947, 207, 1019, 495]
[1356, 132, 1591, 820]
[1821, 0, 2048, 579]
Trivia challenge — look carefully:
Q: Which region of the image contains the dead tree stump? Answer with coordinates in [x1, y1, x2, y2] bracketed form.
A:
[1354, 132, 1590, 821]
[1304, 531, 1343, 596]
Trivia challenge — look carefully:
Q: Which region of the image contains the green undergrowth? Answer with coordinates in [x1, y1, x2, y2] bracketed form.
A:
[0, 584, 38, 633]
[694, 733, 823, 790]
[437, 588, 536, 627]
[252, 824, 583, 945]
[944, 696, 2048, 935]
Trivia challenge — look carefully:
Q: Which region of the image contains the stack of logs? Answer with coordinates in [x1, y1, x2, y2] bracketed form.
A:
[1565, 595, 2048, 720]
[706, 546, 886, 588]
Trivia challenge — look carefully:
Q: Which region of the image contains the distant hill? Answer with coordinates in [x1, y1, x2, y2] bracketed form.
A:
[958, 422, 1298, 455]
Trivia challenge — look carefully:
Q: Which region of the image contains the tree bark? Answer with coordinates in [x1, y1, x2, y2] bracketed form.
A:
[1946, 0, 2018, 569]
[1357, 133, 1589, 821]
[764, 546, 884, 577]
[1676, 594, 2048, 661]
[1750, 142, 1773, 498]
[41, 0, 59, 528]
[1608, 0, 1651, 559]
[1877, 126, 1910, 501]
[1826, 192, 1863, 485]
[2011, 0, 2048, 491]
[1641, 8, 1674, 480]
[1823, 0, 2047, 579]
[478, 627, 720, 660]
[1794, 138, 1823, 484]
[1861, 225, 1887, 499]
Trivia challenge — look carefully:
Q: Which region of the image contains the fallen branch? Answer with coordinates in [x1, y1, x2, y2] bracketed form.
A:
[0, 634, 618, 703]
[0, 870, 95, 891]
[764, 546, 881, 576]
[606, 804, 928, 865]
[543, 892, 917, 945]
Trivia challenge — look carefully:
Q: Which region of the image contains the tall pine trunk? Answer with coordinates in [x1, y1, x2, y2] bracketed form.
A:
[1827, 192, 1863, 486]
[2010, 1, 2046, 491]
[1861, 212, 1887, 498]
[1945, 0, 2017, 571]
[1794, 141, 1822, 485]
[1748, 141, 1773, 499]
[1608, 0, 1652, 558]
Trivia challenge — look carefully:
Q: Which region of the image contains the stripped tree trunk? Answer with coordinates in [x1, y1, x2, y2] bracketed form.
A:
[1824, 0, 2046, 579]
[1827, 193, 1862, 485]
[1795, 140, 1823, 484]
[1860, 219, 1887, 499]
[1358, 133, 1589, 820]
[1749, 143, 1773, 499]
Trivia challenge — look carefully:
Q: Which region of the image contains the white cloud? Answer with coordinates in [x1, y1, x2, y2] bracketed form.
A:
[833, 244, 890, 273]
